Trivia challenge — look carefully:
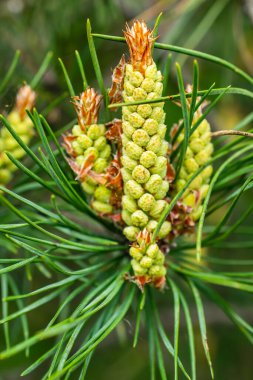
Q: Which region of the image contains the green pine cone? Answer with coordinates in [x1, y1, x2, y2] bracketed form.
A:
[64, 88, 113, 215]
[175, 116, 213, 221]
[121, 21, 171, 285]
[68, 122, 113, 214]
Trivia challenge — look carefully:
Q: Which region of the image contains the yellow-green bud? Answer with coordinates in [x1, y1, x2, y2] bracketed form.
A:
[127, 69, 144, 87]
[131, 259, 147, 275]
[150, 156, 167, 175]
[121, 155, 137, 171]
[159, 141, 169, 156]
[122, 195, 138, 213]
[198, 119, 210, 134]
[128, 112, 145, 128]
[188, 174, 202, 190]
[132, 165, 150, 184]
[149, 265, 166, 277]
[122, 209, 132, 225]
[146, 219, 158, 233]
[123, 95, 137, 113]
[125, 141, 144, 160]
[72, 124, 82, 136]
[122, 121, 135, 138]
[138, 193, 155, 212]
[81, 181, 96, 194]
[151, 107, 164, 123]
[87, 124, 105, 140]
[179, 167, 188, 180]
[131, 210, 148, 227]
[189, 138, 205, 153]
[72, 140, 83, 155]
[129, 246, 143, 261]
[155, 250, 165, 265]
[195, 150, 209, 166]
[149, 200, 167, 219]
[93, 158, 108, 173]
[140, 256, 153, 268]
[158, 221, 172, 239]
[145, 174, 163, 194]
[75, 155, 85, 166]
[154, 82, 163, 96]
[141, 78, 155, 93]
[191, 205, 203, 221]
[199, 184, 209, 200]
[94, 186, 111, 203]
[184, 157, 199, 173]
[156, 71, 163, 82]
[77, 134, 93, 150]
[183, 192, 196, 207]
[126, 180, 144, 199]
[121, 168, 132, 182]
[146, 243, 159, 259]
[84, 147, 99, 160]
[123, 226, 140, 241]
[146, 134, 162, 153]
[122, 107, 131, 121]
[94, 136, 107, 151]
[143, 118, 159, 136]
[154, 180, 169, 200]
[132, 129, 150, 147]
[145, 63, 157, 79]
[99, 145, 111, 159]
[121, 134, 130, 146]
[124, 81, 135, 95]
[137, 104, 153, 118]
[133, 87, 147, 101]
[202, 165, 213, 180]
[140, 151, 157, 168]
[92, 201, 113, 214]
[158, 124, 167, 139]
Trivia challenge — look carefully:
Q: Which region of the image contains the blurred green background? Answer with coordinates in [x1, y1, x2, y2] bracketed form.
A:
[0, 0, 253, 379]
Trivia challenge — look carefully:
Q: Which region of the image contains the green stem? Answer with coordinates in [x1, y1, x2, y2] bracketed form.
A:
[108, 86, 252, 108]
[92, 33, 253, 86]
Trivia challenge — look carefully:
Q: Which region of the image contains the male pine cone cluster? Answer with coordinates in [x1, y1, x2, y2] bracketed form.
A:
[120, 21, 172, 284]
[63, 20, 214, 289]
[0, 85, 36, 186]
[175, 103, 213, 221]
[63, 88, 117, 216]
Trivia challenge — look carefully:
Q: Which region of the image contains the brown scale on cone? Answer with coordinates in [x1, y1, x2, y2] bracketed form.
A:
[16, 84, 36, 120]
[108, 55, 126, 109]
[72, 88, 102, 129]
[105, 119, 122, 145]
[62, 135, 78, 158]
[124, 20, 156, 74]
[167, 201, 195, 239]
[105, 154, 123, 209]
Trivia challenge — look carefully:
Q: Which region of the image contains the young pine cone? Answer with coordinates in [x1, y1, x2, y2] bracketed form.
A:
[63, 88, 113, 215]
[175, 106, 213, 221]
[121, 21, 171, 285]
[0, 84, 36, 185]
